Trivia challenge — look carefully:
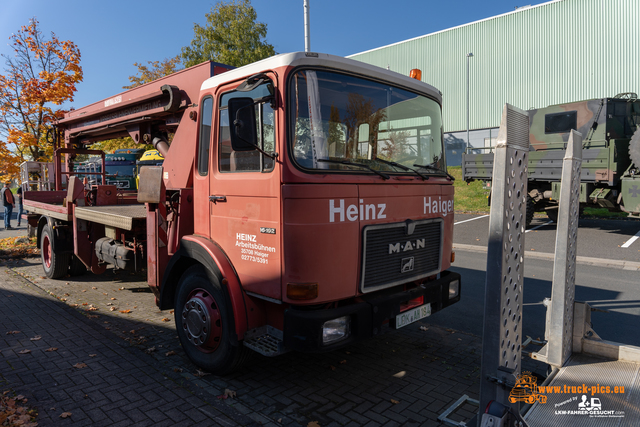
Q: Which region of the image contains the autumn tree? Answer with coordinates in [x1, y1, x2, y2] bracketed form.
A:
[182, 0, 275, 68]
[0, 18, 82, 181]
[123, 55, 182, 89]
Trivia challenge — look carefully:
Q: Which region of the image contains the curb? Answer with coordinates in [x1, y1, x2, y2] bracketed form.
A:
[453, 243, 640, 271]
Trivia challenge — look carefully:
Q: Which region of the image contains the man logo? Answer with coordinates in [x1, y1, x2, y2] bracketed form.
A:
[401, 257, 414, 273]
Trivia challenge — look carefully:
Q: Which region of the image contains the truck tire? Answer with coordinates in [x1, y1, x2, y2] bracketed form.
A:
[525, 195, 535, 229]
[546, 208, 558, 223]
[174, 265, 251, 374]
[68, 255, 87, 276]
[40, 224, 71, 279]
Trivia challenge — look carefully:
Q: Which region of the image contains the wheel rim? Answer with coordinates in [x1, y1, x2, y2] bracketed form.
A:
[42, 235, 52, 268]
[182, 289, 222, 353]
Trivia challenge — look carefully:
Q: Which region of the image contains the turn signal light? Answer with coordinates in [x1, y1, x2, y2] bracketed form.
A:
[409, 68, 422, 80]
[287, 282, 318, 300]
[451, 251, 456, 263]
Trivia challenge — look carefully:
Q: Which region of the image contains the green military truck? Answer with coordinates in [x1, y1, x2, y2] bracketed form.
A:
[462, 95, 640, 227]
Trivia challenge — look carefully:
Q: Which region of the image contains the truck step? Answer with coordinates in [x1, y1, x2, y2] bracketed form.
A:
[243, 326, 289, 357]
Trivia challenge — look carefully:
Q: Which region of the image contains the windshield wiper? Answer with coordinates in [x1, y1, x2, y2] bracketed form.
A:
[413, 164, 455, 181]
[373, 157, 429, 180]
[317, 159, 390, 180]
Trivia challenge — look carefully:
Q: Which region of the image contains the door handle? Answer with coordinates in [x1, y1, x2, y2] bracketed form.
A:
[209, 195, 227, 204]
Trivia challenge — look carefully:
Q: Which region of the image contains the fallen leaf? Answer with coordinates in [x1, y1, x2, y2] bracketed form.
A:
[45, 347, 58, 352]
[165, 351, 176, 356]
[64, 293, 70, 296]
[87, 307, 98, 311]
[81, 290, 86, 293]
[60, 298, 67, 301]
[89, 354, 96, 357]
[120, 310, 131, 314]
[82, 303, 88, 306]
[18, 349, 31, 354]
[307, 422, 321, 427]
[109, 307, 117, 311]
[73, 363, 87, 369]
[129, 330, 136, 334]
[329, 365, 336, 371]
[391, 399, 400, 404]
[92, 287, 97, 290]
[393, 371, 406, 378]
[419, 326, 428, 331]
[60, 412, 72, 418]
[110, 297, 117, 300]
[144, 347, 156, 354]
[119, 287, 124, 290]
[30, 336, 41, 341]
[194, 369, 210, 377]
[6, 330, 20, 335]
[173, 367, 183, 373]
[216, 389, 237, 400]
[339, 360, 347, 364]
[162, 318, 170, 322]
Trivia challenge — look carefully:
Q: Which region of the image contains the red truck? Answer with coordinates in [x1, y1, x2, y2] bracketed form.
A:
[24, 53, 461, 373]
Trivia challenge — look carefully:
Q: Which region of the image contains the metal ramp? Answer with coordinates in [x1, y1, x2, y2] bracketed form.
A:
[525, 353, 640, 426]
[439, 105, 640, 427]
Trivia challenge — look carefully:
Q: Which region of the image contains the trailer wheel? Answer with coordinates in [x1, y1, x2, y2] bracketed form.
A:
[174, 265, 251, 374]
[40, 224, 70, 279]
[68, 255, 87, 276]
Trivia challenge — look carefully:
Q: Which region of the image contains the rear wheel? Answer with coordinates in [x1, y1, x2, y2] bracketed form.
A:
[525, 195, 535, 229]
[174, 265, 251, 374]
[40, 223, 70, 279]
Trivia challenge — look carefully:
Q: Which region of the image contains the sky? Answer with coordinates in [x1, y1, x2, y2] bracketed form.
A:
[0, 0, 549, 109]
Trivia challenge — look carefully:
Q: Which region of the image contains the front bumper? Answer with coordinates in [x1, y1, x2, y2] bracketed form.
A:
[283, 270, 461, 352]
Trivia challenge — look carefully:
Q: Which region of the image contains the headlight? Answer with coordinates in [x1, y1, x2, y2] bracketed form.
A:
[322, 316, 350, 344]
[449, 280, 460, 299]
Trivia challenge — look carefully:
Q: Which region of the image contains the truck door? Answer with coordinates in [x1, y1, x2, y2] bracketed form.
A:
[209, 75, 281, 300]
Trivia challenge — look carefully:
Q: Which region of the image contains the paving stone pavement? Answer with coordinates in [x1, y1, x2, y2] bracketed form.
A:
[2, 253, 492, 426]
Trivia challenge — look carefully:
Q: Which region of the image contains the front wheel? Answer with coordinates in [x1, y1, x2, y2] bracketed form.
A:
[40, 223, 70, 279]
[174, 265, 251, 374]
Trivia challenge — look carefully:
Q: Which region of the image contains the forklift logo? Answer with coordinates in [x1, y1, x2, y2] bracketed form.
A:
[509, 372, 547, 404]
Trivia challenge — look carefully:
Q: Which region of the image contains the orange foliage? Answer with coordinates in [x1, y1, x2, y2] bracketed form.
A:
[0, 18, 82, 182]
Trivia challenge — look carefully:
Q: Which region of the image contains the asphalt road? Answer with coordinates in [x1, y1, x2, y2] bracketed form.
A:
[428, 213, 640, 351]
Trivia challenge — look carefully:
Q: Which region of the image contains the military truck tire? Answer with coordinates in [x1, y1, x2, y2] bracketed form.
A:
[525, 195, 535, 229]
[40, 224, 71, 279]
[546, 208, 558, 223]
[630, 126, 640, 168]
[174, 265, 251, 374]
[68, 255, 87, 276]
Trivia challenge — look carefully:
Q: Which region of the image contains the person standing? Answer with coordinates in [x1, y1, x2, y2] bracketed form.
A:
[1, 182, 15, 229]
[16, 186, 23, 227]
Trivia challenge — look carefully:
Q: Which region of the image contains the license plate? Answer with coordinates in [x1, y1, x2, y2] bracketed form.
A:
[395, 303, 431, 329]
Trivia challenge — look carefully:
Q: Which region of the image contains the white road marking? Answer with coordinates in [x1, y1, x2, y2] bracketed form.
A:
[621, 230, 640, 248]
[454, 215, 489, 225]
[525, 221, 553, 233]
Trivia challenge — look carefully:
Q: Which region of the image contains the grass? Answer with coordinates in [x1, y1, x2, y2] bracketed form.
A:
[449, 166, 632, 220]
[450, 166, 491, 213]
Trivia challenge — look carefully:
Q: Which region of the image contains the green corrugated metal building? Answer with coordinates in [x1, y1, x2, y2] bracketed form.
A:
[348, 0, 640, 165]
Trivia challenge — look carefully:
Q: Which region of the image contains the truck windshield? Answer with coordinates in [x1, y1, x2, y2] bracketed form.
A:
[289, 69, 444, 175]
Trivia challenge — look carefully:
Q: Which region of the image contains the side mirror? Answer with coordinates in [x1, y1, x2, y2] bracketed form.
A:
[228, 97, 257, 152]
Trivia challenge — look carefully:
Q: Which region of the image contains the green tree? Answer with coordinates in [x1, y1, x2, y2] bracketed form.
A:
[123, 55, 182, 89]
[181, 0, 275, 68]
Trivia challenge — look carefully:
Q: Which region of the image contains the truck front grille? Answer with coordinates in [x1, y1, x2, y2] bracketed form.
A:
[361, 219, 443, 293]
